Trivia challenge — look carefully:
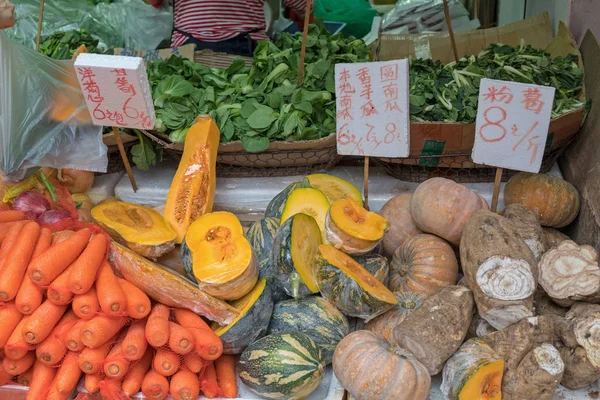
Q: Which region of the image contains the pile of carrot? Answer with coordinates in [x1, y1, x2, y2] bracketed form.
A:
[0, 209, 238, 400]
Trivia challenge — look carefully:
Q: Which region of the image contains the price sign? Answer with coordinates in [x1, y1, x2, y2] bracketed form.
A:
[334, 60, 410, 158]
[471, 78, 555, 173]
[74, 54, 155, 130]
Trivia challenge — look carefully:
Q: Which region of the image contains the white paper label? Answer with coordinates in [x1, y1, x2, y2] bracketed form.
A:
[472, 78, 555, 173]
[74, 53, 155, 130]
[335, 60, 410, 157]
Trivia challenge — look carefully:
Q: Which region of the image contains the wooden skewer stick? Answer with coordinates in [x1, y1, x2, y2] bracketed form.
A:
[297, 0, 313, 85]
[363, 157, 370, 211]
[35, 0, 45, 51]
[112, 127, 138, 192]
[491, 167, 503, 212]
[442, 0, 459, 62]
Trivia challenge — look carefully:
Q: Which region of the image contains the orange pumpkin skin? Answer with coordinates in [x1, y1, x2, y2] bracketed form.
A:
[504, 172, 580, 228]
[379, 193, 422, 257]
[389, 234, 459, 295]
[410, 178, 489, 246]
[365, 291, 425, 343]
[333, 330, 431, 400]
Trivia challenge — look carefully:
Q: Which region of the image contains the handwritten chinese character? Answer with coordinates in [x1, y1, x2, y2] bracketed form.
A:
[512, 121, 540, 164]
[357, 67, 378, 116]
[380, 64, 398, 82]
[383, 82, 402, 113]
[111, 68, 127, 77]
[483, 86, 513, 104]
[337, 68, 356, 120]
[365, 123, 381, 150]
[521, 88, 545, 114]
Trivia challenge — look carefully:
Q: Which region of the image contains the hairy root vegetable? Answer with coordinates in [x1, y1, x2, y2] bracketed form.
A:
[512, 343, 564, 400]
[503, 204, 546, 260]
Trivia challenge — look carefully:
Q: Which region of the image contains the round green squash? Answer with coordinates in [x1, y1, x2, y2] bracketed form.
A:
[265, 179, 311, 220]
[238, 332, 325, 400]
[211, 279, 274, 354]
[353, 253, 389, 287]
[272, 213, 322, 298]
[267, 296, 349, 364]
[246, 217, 289, 302]
[316, 244, 397, 321]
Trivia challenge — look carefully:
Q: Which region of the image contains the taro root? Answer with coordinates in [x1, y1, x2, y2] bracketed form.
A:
[503, 204, 546, 260]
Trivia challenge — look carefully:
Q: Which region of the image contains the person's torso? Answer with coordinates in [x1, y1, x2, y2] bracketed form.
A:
[172, 0, 268, 45]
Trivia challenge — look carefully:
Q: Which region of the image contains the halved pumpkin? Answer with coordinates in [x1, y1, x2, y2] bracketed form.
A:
[265, 179, 311, 220]
[272, 213, 322, 298]
[181, 211, 258, 301]
[91, 201, 176, 259]
[165, 116, 220, 243]
[211, 279, 274, 354]
[325, 197, 389, 254]
[316, 244, 397, 321]
[306, 174, 363, 206]
[280, 188, 330, 242]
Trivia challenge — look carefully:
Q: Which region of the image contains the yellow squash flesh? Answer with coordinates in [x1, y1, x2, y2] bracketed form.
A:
[306, 174, 363, 205]
[281, 188, 330, 242]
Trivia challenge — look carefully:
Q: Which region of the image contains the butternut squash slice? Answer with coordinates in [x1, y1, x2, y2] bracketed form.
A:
[165, 116, 220, 243]
[280, 188, 330, 242]
[181, 212, 258, 301]
[92, 201, 176, 259]
[325, 197, 389, 255]
[316, 244, 397, 320]
[442, 338, 504, 400]
[305, 174, 363, 206]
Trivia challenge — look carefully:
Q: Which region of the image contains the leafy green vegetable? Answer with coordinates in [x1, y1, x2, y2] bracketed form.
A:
[39, 29, 103, 60]
[131, 131, 163, 171]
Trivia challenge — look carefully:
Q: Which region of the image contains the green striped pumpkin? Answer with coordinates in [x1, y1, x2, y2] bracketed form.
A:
[238, 332, 325, 400]
[265, 179, 311, 220]
[268, 296, 349, 364]
[246, 218, 289, 302]
[353, 253, 389, 287]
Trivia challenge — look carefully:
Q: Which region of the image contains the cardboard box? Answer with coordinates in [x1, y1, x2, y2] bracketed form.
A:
[377, 13, 585, 160]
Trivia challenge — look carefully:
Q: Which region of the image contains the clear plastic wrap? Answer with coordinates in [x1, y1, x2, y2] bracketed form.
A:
[6, 0, 172, 51]
[382, 0, 478, 34]
[0, 31, 107, 182]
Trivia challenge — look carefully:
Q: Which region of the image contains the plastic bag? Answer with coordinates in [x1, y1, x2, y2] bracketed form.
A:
[315, 0, 378, 38]
[382, 0, 478, 34]
[0, 31, 107, 182]
[5, 0, 172, 51]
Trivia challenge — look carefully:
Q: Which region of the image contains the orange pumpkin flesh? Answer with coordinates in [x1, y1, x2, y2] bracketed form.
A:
[165, 117, 220, 243]
[459, 363, 503, 400]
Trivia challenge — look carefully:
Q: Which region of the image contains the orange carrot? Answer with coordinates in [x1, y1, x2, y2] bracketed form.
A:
[0, 303, 24, 347]
[0, 203, 9, 211]
[72, 286, 99, 320]
[53, 352, 82, 394]
[97, 378, 125, 400]
[145, 304, 170, 348]
[122, 347, 153, 397]
[201, 362, 220, 398]
[0, 222, 19, 243]
[28, 228, 92, 285]
[35, 312, 77, 366]
[141, 369, 169, 400]
[173, 308, 223, 360]
[22, 300, 68, 344]
[0, 210, 25, 223]
[153, 348, 181, 377]
[170, 367, 201, 400]
[68, 234, 107, 295]
[26, 361, 57, 400]
[184, 352, 205, 374]
[16, 367, 33, 386]
[0, 221, 27, 271]
[84, 373, 102, 394]
[169, 322, 196, 355]
[78, 341, 113, 374]
[5, 316, 34, 360]
[15, 276, 43, 314]
[80, 315, 127, 349]
[0, 364, 11, 386]
[32, 227, 53, 258]
[122, 319, 148, 361]
[0, 221, 40, 301]
[47, 265, 75, 306]
[3, 351, 35, 375]
[63, 320, 85, 352]
[96, 261, 128, 315]
[51, 231, 74, 245]
[215, 355, 237, 398]
[118, 278, 151, 319]
[46, 385, 70, 400]
[103, 338, 130, 379]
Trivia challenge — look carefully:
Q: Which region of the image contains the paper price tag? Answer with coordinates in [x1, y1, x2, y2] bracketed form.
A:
[74, 54, 155, 130]
[471, 78, 555, 173]
[334, 60, 410, 158]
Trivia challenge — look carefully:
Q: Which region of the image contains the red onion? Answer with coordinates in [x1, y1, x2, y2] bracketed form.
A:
[37, 210, 72, 225]
[13, 191, 51, 219]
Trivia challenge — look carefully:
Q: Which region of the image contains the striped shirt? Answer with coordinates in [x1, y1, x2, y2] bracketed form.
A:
[171, 0, 309, 47]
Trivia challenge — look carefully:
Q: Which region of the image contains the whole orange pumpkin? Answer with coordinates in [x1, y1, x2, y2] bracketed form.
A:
[389, 234, 459, 295]
[504, 172, 580, 228]
[410, 178, 489, 245]
[333, 330, 431, 400]
[378, 193, 422, 257]
[365, 291, 425, 343]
